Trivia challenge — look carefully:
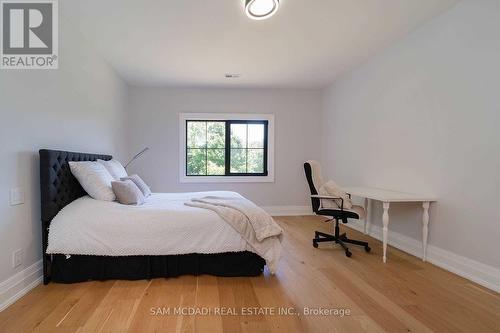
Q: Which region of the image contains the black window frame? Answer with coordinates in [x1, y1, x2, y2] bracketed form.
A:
[185, 119, 269, 177]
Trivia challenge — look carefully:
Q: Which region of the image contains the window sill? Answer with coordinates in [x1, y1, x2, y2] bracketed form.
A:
[180, 175, 274, 183]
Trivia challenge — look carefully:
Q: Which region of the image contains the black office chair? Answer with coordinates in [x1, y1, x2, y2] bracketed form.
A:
[304, 160, 370, 257]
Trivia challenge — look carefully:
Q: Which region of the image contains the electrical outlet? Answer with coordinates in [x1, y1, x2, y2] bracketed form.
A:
[9, 187, 24, 206]
[12, 249, 23, 268]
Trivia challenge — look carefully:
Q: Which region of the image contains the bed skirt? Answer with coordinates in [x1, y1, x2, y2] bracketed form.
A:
[50, 251, 266, 283]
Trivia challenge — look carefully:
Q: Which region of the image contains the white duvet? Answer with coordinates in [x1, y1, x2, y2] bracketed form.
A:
[47, 191, 273, 258]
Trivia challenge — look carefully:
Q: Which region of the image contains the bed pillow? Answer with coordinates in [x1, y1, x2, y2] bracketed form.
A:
[111, 180, 145, 205]
[318, 180, 353, 209]
[68, 161, 116, 201]
[120, 174, 151, 197]
[97, 159, 128, 180]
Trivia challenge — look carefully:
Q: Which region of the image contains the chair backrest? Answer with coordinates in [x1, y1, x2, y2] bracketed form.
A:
[304, 160, 324, 213]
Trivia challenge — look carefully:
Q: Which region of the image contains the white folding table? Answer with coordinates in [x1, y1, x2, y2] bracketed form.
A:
[342, 187, 437, 263]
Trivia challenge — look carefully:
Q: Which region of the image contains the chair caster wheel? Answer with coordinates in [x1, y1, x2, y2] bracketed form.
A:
[313, 241, 318, 248]
[345, 250, 352, 257]
[365, 246, 371, 253]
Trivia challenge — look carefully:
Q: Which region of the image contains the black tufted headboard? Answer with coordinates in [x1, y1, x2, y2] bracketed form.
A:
[39, 149, 112, 223]
[39, 149, 112, 283]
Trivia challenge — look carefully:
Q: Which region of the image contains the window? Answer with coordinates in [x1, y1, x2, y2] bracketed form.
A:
[186, 120, 268, 176]
[180, 113, 274, 183]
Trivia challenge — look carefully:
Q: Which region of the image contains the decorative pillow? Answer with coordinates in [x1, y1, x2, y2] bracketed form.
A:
[97, 159, 128, 180]
[111, 180, 145, 205]
[319, 180, 353, 209]
[120, 174, 151, 197]
[69, 161, 116, 201]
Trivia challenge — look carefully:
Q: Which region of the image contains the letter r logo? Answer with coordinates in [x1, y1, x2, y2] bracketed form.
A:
[2, 1, 53, 54]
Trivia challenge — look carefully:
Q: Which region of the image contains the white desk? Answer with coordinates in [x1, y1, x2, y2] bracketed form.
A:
[342, 186, 436, 263]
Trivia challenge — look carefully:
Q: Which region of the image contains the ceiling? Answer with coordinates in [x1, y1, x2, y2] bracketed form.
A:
[62, 0, 457, 88]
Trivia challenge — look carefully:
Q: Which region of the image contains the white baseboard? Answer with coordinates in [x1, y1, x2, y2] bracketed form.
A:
[0, 260, 43, 312]
[344, 219, 500, 293]
[262, 205, 314, 216]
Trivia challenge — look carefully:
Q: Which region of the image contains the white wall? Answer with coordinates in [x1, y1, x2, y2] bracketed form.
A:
[321, 0, 500, 270]
[126, 87, 322, 207]
[0, 9, 128, 294]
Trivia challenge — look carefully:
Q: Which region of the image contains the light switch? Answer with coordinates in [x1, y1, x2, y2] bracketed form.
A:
[10, 187, 24, 206]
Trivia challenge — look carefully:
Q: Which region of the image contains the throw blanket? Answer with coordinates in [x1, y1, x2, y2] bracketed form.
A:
[185, 196, 283, 273]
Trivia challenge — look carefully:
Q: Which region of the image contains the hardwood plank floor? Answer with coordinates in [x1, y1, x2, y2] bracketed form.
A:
[1, 216, 499, 332]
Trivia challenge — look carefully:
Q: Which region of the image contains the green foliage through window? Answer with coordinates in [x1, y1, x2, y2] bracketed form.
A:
[186, 120, 267, 176]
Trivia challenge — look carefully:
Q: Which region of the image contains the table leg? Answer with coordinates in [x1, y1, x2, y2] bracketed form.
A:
[382, 202, 390, 263]
[422, 201, 430, 262]
[364, 198, 370, 234]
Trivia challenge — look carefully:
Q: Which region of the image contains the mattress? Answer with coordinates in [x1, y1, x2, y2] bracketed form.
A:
[46, 191, 253, 256]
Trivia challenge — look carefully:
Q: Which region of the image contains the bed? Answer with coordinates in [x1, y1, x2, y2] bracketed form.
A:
[40, 149, 267, 284]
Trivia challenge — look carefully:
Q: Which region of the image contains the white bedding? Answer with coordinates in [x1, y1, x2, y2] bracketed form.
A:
[47, 191, 269, 257]
[186, 196, 283, 273]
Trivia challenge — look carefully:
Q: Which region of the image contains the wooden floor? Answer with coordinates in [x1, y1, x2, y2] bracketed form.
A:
[1, 216, 499, 333]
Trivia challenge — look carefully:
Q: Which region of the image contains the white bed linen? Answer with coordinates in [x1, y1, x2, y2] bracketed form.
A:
[186, 196, 283, 273]
[47, 191, 258, 256]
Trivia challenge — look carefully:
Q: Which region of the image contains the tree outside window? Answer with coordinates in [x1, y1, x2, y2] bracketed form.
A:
[186, 120, 268, 176]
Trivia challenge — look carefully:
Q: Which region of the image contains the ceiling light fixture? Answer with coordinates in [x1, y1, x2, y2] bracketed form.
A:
[245, 0, 279, 20]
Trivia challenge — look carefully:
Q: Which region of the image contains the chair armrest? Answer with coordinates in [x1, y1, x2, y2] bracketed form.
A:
[310, 195, 344, 210]
[311, 194, 341, 199]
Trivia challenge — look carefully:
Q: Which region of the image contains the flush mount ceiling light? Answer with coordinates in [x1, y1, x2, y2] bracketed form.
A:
[245, 0, 279, 20]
